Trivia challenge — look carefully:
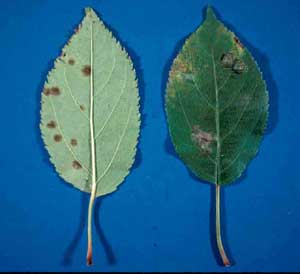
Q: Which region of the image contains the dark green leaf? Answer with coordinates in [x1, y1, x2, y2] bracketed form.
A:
[166, 7, 268, 186]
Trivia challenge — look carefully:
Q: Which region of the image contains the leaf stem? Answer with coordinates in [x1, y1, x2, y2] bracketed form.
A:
[216, 184, 231, 267]
[212, 48, 231, 267]
[87, 184, 96, 265]
[86, 19, 97, 266]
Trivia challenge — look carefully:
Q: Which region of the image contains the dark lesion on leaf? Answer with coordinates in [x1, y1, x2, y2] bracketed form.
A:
[169, 55, 193, 80]
[170, 56, 192, 80]
[232, 59, 246, 74]
[80, 105, 85, 111]
[44, 87, 61, 96]
[220, 52, 246, 74]
[46, 120, 56, 129]
[74, 23, 82, 34]
[191, 125, 215, 154]
[54, 134, 62, 142]
[51, 87, 61, 95]
[221, 52, 235, 68]
[70, 138, 78, 146]
[68, 58, 75, 65]
[43, 88, 51, 96]
[82, 65, 91, 76]
[72, 160, 82, 169]
[234, 37, 244, 49]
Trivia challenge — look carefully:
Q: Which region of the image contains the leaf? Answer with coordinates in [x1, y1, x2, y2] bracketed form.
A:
[165, 7, 268, 266]
[40, 8, 140, 265]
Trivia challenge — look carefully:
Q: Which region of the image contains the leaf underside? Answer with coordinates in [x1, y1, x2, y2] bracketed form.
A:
[165, 7, 268, 185]
[40, 8, 140, 196]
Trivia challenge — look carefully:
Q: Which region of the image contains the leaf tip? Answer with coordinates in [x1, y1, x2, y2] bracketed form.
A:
[85, 6, 98, 19]
[84, 7, 101, 23]
[206, 5, 217, 20]
[85, 7, 94, 14]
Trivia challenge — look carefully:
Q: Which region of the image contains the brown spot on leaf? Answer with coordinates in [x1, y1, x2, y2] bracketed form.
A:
[50, 87, 60, 96]
[43, 88, 51, 96]
[221, 52, 235, 68]
[54, 134, 62, 142]
[70, 139, 78, 146]
[174, 57, 189, 72]
[80, 105, 85, 111]
[232, 59, 246, 74]
[234, 37, 244, 49]
[191, 125, 215, 154]
[176, 61, 189, 73]
[47, 120, 56, 129]
[170, 56, 192, 80]
[72, 160, 82, 169]
[74, 24, 81, 33]
[82, 65, 91, 76]
[68, 58, 75, 65]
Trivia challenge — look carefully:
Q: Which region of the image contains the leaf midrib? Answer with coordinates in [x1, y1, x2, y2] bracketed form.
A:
[89, 21, 97, 191]
[211, 49, 221, 186]
[89, 19, 133, 188]
[211, 52, 264, 181]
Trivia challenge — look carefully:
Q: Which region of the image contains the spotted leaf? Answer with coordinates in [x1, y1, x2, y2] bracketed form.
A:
[166, 7, 268, 186]
[40, 8, 140, 265]
[165, 7, 269, 266]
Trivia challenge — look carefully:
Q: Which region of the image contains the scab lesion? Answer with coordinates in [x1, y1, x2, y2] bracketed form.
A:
[82, 65, 91, 76]
[234, 37, 244, 49]
[53, 134, 62, 142]
[72, 160, 82, 170]
[43, 87, 61, 96]
[68, 58, 75, 65]
[221, 53, 235, 68]
[70, 138, 78, 146]
[170, 56, 192, 81]
[232, 59, 246, 74]
[46, 120, 56, 129]
[191, 125, 215, 154]
[43, 88, 51, 96]
[220, 52, 247, 74]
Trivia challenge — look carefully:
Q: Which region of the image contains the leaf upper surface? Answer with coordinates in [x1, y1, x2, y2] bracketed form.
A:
[166, 7, 268, 185]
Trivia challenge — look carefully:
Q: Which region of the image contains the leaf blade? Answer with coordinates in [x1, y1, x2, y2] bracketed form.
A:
[40, 7, 140, 196]
[165, 7, 268, 185]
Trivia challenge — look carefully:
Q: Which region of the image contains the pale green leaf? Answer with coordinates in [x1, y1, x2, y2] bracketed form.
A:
[40, 7, 140, 265]
[40, 8, 140, 197]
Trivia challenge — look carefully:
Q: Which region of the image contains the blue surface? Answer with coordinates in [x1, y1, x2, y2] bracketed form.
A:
[0, 0, 299, 272]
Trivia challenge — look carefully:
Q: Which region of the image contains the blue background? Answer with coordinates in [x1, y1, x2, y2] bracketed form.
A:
[0, 0, 299, 272]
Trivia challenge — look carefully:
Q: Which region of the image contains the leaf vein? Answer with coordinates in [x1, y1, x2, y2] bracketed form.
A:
[221, 82, 259, 142]
[221, 110, 264, 173]
[48, 97, 91, 174]
[96, 106, 133, 184]
[186, 47, 216, 109]
[64, 68, 89, 121]
[95, 60, 128, 140]
[95, 46, 116, 98]
[176, 85, 216, 164]
[220, 76, 248, 114]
